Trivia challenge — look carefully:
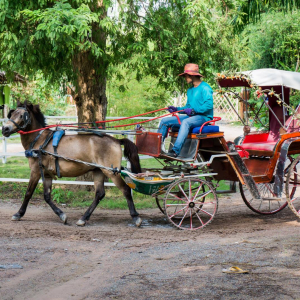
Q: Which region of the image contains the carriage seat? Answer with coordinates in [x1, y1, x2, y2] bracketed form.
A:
[240, 132, 278, 155]
[170, 117, 221, 134]
[171, 124, 220, 134]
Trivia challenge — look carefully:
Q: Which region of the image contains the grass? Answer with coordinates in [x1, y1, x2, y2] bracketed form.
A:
[0, 156, 230, 209]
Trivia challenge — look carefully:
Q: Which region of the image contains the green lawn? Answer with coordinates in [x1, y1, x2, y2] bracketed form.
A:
[0, 156, 230, 209]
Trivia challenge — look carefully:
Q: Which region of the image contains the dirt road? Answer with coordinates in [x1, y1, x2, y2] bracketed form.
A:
[0, 194, 300, 300]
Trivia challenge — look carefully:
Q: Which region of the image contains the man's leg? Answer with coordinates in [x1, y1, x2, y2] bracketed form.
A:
[171, 115, 208, 155]
[157, 115, 188, 141]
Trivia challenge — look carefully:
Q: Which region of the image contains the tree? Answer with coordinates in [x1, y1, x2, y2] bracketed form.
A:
[238, 11, 300, 71]
[114, 0, 237, 91]
[0, 0, 239, 124]
[230, 0, 300, 31]
[0, 0, 109, 123]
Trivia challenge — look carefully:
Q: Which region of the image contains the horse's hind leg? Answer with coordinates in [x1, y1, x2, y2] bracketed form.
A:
[43, 176, 67, 224]
[76, 169, 105, 226]
[109, 173, 142, 227]
[12, 171, 40, 221]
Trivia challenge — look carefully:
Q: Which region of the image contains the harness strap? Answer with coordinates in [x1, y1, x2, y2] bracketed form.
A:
[53, 130, 65, 178]
[38, 131, 55, 182]
[25, 130, 45, 158]
[9, 119, 23, 131]
[42, 149, 120, 175]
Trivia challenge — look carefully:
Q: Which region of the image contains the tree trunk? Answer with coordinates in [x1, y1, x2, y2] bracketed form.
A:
[72, 51, 107, 124]
[71, 15, 108, 188]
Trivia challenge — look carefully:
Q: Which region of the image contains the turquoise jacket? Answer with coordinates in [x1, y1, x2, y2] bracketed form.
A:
[177, 81, 213, 121]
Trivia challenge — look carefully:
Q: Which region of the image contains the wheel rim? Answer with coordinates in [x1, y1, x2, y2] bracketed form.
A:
[286, 155, 300, 218]
[156, 195, 166, 215]
[164, 178, 218, 230]
[240, 182, 289, 215]
[240, 156, 294, 215]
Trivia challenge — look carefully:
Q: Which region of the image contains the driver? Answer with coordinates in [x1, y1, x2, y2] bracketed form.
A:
[158, 63, 213, 158]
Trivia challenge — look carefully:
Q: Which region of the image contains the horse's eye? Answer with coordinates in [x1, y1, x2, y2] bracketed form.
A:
[20, 115, 23, 119]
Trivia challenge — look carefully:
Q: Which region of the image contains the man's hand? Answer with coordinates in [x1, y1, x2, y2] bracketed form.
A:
[183, 108, 193, 116]
[167, 106, 177, 113]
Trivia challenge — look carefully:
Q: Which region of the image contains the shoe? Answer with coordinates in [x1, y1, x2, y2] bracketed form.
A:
[166, 150, 178, 158]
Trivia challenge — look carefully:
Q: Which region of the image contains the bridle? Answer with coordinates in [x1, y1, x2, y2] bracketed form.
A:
[7, 107, 31, 131]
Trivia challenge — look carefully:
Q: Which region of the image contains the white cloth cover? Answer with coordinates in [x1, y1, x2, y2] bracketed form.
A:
[242, 68, 300, 90]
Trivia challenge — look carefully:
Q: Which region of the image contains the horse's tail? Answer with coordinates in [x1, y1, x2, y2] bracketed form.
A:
[119, 138, 142, 174]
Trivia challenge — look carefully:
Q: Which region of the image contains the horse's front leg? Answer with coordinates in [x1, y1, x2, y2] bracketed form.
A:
[12, 170, 40, 221]
[76, 169, 105, 226]
[43, 175, 67, 224]
[109, 173, 142, 227]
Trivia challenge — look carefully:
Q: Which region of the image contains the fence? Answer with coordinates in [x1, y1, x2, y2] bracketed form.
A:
[0, 115, 158, 187]
[214, 93, 239, 121]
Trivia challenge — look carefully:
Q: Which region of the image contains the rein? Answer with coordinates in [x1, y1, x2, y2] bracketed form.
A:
[17, 108, 184, 135]
[9, 106, 187, 180]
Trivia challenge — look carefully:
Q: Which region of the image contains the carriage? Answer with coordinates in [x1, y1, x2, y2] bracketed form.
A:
[3, 68, 300, 231]
[121, 68, 300, 230]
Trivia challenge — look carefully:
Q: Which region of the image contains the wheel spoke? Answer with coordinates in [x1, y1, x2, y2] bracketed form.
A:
[194, 190, 212, 201]
[178, 184, 189, 201]
[265, 184, 276, 196]
[167, 193, 186, 202]
[198, 208, 213, 217]
[194, 201, 215, 206]
[178, 207, 189, 227]
[192, 183, 204, 201]
[290, 196, 297, 203]
[193, 208, 204, 226]
[169, 205, 188, 218]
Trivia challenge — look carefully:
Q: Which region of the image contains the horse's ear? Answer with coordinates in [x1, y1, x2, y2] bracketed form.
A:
[24, 100, 27, 107]
[17, 100, 20, 106]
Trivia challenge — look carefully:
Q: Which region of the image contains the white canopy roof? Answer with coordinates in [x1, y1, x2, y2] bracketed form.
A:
[242, 68, 300, 90]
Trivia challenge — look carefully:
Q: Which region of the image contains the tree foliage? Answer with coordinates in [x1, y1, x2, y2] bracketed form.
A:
[0, 0, 107, 83]
[231, 0, 300, 30]
[238, 11, 300, 71]
[1, 0, 300, 119]
[111, 0, 237, 91]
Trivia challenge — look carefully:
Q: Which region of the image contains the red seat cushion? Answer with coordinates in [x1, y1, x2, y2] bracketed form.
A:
[241, 141, 277, 152]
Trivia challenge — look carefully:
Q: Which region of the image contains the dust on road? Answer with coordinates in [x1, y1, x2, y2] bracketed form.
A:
[0, 194, 299, 300]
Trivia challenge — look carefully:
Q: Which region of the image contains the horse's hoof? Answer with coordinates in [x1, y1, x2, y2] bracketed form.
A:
[133, 216, 142, 227]
[60, 213, 68, 224]
[11, 215, 21, 221]
[76, 219, 86, 227]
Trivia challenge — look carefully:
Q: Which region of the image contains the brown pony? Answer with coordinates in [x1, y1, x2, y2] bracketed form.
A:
[1, 101, 142, 227]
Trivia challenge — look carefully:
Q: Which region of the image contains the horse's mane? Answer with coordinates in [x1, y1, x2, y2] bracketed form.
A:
[17, 101, 47, 127]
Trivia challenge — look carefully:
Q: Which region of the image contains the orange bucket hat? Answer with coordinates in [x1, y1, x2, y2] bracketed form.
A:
[179, 63, 203, 77]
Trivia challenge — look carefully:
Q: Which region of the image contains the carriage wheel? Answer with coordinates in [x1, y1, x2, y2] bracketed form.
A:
[156, 194, 165, 215]
[164, 178, 218, 230]
[285, 155, 300, 219]
[239, 156, 294, 215]
[156, 183, 206, 216]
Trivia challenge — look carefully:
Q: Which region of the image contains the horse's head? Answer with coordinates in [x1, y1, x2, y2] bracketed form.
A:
[1, 100, 36, 137]
[2, 106, 31, 137]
